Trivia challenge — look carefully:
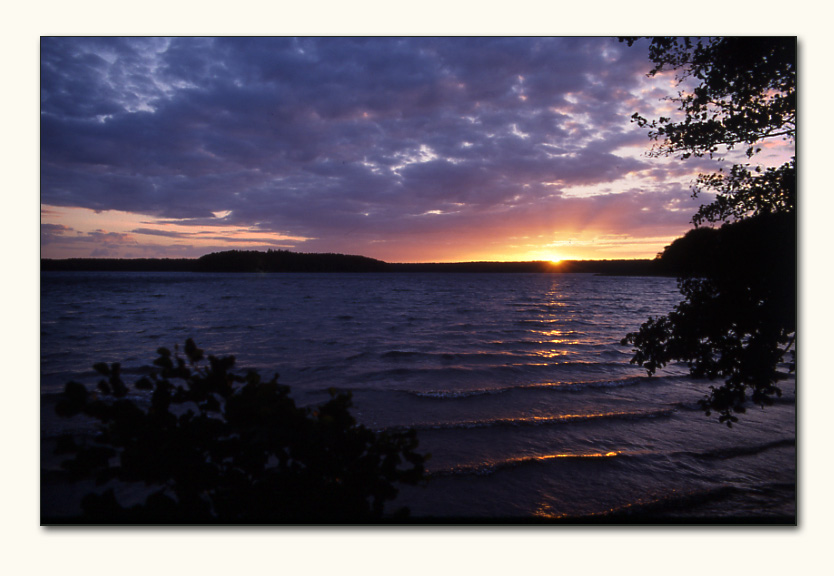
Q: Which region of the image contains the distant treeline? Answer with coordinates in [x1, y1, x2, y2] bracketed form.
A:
[42, 249, 670, 275]
[41, 258, 199, 272]
[388, 260, 665, 275]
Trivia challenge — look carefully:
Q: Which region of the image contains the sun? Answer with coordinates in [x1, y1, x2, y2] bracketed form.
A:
[527, 249, 564, 266]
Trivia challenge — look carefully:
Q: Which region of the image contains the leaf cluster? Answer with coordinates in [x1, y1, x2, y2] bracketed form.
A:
[692, 157, 795, 225]
[54, 340, 428, 523]
[621, 37, 795, 160]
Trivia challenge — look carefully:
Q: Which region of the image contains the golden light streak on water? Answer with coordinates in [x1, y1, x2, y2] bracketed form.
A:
[523, 450, 622, 462]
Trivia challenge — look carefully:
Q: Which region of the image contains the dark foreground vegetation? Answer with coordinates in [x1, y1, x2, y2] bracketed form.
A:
[41, 249, 667, 275]
[48, 340, 427, 524]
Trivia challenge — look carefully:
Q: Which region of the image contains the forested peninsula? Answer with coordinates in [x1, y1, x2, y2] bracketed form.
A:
[41, 249, 670, 275]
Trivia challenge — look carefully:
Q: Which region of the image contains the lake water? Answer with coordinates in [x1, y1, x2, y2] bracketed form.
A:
[40, 271, 796, 521]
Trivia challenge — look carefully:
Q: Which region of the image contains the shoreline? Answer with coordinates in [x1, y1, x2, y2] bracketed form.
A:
[41, 251, 670, 276]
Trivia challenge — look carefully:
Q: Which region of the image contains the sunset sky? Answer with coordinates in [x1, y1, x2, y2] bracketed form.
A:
[40, 36, 793, 262]
[16, 3, 834, 569]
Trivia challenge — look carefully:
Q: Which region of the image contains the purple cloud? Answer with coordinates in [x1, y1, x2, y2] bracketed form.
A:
[41, 37, 720, 261]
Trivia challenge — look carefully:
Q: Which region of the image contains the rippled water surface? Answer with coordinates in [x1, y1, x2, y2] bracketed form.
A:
[41, 272, 796, 520]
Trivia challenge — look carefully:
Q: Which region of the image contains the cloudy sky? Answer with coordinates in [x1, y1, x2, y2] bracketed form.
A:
[40, 36, 791, 262]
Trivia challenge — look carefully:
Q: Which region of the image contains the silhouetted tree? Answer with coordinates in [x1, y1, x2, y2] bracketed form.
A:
[620, 37, 796, 425]
[54, 340, 427, 523]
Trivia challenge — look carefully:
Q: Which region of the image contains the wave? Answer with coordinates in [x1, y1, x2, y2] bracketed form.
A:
[685, 438, 796, 461]
[514, 319, 598, 328]
[426, 437, 796, 480]
[380, 350, 424, 359]
[381, 407, 676, 433]
[42, 362, 159, 384]
[668, 394, 797, 414]
[559, 481, 797, 522]
[360, 360, 637, 382]
[429, 450, 627, 478]
[405, 376, 651, 398]
[378, 349, 541, 363]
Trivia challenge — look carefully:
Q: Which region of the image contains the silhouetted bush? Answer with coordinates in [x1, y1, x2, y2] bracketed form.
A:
[54, 340, 428, 523]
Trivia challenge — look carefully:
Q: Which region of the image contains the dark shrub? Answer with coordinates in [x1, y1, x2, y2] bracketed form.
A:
[54, 340, 427, 523]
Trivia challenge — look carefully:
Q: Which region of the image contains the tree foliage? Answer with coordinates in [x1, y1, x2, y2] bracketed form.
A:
[691, 159, 795, 226]
[623, 36, 796, 226]
[54, 340, 427, 523]
[624, 36, 795, 160]
[620, 37, 796, 425]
